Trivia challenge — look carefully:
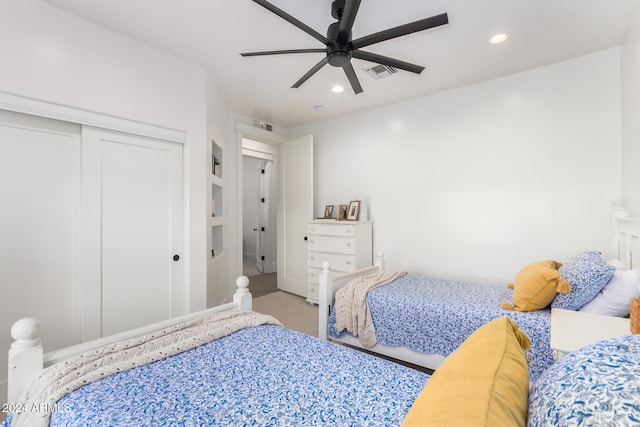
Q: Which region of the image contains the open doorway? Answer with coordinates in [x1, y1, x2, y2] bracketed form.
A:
[242, 138, 277, 279]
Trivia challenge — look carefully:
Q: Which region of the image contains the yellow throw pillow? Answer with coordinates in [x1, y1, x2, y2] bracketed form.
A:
[402, 317, 531, 427]
[501, 260, 571, 311]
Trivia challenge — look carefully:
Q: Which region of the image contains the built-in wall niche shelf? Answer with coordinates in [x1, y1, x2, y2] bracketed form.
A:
[211, 225, 223, 260]
[210, 139, 224, 260]
[212, 141, 222, 178]
[211, 181, 223, 219]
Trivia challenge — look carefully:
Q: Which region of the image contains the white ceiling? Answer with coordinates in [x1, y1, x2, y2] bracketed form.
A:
[42, 0, 639, 128]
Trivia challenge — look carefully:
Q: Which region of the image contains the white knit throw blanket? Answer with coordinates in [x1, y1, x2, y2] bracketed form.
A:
[333, 269, 407, 348]
[10, 310, 282, 427]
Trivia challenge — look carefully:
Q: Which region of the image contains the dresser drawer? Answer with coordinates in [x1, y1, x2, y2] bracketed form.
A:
[307, 235, 356, 254]
[308, 223, 357, 237]
[307, 283, 319, 304]
[308, 267, 321, 285]
[308, 251, 358, 272]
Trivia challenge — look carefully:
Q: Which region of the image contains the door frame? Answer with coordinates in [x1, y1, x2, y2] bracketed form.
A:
[0, 91, 190, 317]
[232, 122, 287, 284]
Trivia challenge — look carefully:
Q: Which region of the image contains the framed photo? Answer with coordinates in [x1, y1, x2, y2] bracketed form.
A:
[346, 200, 360, 221]
[337, 204, 348, 221]
[324, 205, 334, 219]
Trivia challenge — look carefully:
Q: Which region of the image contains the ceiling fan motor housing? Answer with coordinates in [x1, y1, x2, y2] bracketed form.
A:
[327, 21, 351, 67]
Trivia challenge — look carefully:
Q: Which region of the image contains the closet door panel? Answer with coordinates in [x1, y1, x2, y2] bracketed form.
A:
[82, 127, 183, 337]
[0, 110, 81, 396]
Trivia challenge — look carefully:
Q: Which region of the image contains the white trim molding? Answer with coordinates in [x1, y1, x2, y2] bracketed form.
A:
[0, 91, 187, 143]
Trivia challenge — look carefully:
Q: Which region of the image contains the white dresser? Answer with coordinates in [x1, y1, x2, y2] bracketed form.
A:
[306, 220, 373, 304]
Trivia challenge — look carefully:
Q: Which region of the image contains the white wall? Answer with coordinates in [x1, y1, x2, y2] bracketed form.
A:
[622, 7, 640, 215]
[0, 0, 225, 313]
[205, 76, 230, 307]
[291, 48, 622, 285]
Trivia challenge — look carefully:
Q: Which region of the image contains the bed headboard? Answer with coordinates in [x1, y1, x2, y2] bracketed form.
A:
[612, 202, 640, 268]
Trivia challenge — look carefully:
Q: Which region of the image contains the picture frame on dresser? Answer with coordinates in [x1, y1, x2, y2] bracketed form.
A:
[337, 204, 348, 221]
[324, 205, 334, 219]
[347, 200, 360, 221]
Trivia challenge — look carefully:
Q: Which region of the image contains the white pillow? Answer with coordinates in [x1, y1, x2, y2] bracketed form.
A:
[579, 268, 640, 317]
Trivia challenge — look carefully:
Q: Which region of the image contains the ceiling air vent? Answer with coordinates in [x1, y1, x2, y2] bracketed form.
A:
[363, 64, 397, 80]
[253, 120, 273, 132]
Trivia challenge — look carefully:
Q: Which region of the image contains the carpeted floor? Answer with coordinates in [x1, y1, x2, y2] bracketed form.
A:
[246, 271, 318, 337]
[252, 291, 318, 337]
[247, 272, 278, 298]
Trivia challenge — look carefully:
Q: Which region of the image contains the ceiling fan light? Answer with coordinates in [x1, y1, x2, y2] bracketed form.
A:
[489, 33, 509, 44]
[332, 85, 344, 93]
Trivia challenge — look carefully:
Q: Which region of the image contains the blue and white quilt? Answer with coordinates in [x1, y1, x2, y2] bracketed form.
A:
[528, 334, 640, 426]
[328, 274, 554, 381]
[3, 324, 428, 427]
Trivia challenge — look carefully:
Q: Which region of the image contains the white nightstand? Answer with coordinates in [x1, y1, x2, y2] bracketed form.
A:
[550, 308, 631, 360]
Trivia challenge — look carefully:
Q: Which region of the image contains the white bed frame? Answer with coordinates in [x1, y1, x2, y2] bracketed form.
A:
[6, 276, 252, 406]
[318, 254, 445, 371]
[318, 203, 640, 371]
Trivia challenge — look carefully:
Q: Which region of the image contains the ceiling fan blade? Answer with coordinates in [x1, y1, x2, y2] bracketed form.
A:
[351, 12, 448, 50]
[292, 57, 330, 88]
[336, 0, 361, 45]
[241, 48, 326, 57]
[343, 63, 363, 94]
[253, 0, 328, 45]
[351, 50, 425, 74]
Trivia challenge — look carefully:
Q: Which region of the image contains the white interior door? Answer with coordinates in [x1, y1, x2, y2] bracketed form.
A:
[82, 127, 183, 338]
[0, 110, 82, 403]
[277, 135, 313, 297]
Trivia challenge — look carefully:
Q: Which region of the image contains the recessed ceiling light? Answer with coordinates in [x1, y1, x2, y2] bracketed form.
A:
[331, 85, 344, 93]
[489, 33, 509, 44]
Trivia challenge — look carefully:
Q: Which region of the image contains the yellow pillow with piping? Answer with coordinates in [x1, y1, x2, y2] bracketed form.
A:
[401, 317, 531, 427]
[501, 260, 571, 312]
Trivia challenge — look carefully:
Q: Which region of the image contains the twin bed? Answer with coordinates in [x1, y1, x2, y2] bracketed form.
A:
[318, 208, 640, 383]
[3, 209, 639, 426]
[4, 279, 427, 426]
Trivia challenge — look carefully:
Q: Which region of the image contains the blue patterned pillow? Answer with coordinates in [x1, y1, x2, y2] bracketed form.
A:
[550, 251, 615, 310]
[528, 335, 640, 426]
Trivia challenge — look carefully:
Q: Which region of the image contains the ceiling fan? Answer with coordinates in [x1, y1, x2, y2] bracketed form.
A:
[240, 0, 449, 94]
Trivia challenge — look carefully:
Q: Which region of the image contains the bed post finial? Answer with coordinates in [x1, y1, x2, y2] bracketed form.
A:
[233, 275, 252, 311]
[321, 261, 330, 273]
[375, 252, 385, 270]
[8, 317, 43, 404]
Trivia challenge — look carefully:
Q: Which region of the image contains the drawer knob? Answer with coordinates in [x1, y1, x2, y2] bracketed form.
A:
[346, 242, 352, 247]
[346, 228, 351, 232]
[346, 260, 351, 265]
[310, 256, 315, 260]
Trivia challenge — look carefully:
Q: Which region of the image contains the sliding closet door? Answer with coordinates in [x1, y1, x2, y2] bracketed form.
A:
[0, 110, 82, 397]
[82, 127, 183, 338]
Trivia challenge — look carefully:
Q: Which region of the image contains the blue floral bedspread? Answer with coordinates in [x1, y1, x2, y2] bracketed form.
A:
[528, 335, 640, 426]
[328, 275, 553, 381]
[3, 324, 428, 427]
